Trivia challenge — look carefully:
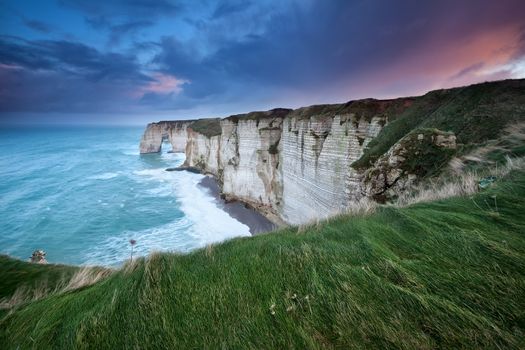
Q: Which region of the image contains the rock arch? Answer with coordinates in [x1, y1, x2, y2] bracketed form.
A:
[139, 121, 192, 154]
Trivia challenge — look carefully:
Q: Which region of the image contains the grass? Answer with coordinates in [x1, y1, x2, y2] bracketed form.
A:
[0, 257, 78, 302]
[188, 118, 222, 137]
[452, 123, 525, 174]
[288, 97, 414, 122]
[353, 79, 525, 169]
[1, 169, 525, 348]
[0, 258, 110, 319]
[226, 108, 292, 125]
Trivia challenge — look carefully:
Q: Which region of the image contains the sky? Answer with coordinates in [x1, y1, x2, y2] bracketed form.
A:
[0, 0, 524, 125]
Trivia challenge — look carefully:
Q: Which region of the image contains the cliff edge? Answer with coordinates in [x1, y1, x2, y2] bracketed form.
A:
[140, 79, 525, 225]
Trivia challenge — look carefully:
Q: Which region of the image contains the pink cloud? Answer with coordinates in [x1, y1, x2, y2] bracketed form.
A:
[130, 73, 189, 99]
[339, 23, 525, 100]
[144, 73, 188, 94]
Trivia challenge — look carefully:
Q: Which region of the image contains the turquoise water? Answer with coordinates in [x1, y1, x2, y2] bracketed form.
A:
[0, 126, 250, 266]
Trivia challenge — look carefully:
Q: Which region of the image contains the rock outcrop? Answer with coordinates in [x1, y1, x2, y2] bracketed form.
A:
[360, 129, 457, 202]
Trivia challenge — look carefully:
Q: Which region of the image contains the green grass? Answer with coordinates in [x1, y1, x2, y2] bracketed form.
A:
[1, 170, 525, 348]
[0, 256, 78, 301]
[288, 97, 414, 122]
[226, 108, 292, 123]
[0, 257, 79, 319]
[188, 118, 222, 137]
[353, 79, 525, 169]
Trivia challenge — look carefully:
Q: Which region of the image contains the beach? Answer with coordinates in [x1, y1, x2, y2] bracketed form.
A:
[197, 175, 277, 235]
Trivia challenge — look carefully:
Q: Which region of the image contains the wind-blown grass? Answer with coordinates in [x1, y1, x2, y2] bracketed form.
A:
[1, 168, 524, 348]
[0, 258, 111, 318]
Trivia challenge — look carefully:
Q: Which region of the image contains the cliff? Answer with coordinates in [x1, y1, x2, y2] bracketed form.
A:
[139, 79, 525, 225]
[140, 103, 404, 225]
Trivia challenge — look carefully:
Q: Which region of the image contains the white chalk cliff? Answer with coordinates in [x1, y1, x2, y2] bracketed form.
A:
[139, 79, 523, 226]
[139, 99, 417, 225]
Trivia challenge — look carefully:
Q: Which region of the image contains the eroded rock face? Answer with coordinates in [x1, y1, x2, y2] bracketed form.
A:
[177, 112, 387, 224]
[139, 101, 415, 225]
[138, 79, 524, 225]
[360, 129, 456, 201]
[139, 123, 163, 153]
[221, 117, 283, 209]
[279, 114, 384, 224]
[181, 114, 286, 224]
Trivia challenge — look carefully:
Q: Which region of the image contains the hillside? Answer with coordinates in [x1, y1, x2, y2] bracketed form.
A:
[353, 79, 525, 169]
[1, 167, 524, 349]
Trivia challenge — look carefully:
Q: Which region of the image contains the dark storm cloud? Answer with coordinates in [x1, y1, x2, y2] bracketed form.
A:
[86, 17, 154, 45]
[61, 0, 184, 46]
[0, 64, 138, 113]
[0, 36, 151, 82]
[59, 0, 183, 18]
[0, 36, 156, 114]
[23, 19, 53, 33]
[150, 0, 525, 104]
[1, 0, 525, 122]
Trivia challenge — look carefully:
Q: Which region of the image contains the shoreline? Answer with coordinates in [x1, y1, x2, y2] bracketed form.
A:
[196, 175, 278, 235]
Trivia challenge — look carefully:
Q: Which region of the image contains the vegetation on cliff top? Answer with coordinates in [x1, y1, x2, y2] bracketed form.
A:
[0, 257, 78, 319]
[353, 79, 525, 169]
[188, 118, 222, 137]
[388, 128, 457, 178]
[2, 168, 525, 349]
[226, 108, 292, 123]
[288, 97, 414, 122]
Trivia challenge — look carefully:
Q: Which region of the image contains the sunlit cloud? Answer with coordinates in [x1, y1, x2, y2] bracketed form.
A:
[142, 73, 188, 94]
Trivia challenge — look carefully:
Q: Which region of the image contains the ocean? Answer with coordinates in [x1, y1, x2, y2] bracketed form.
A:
[0, 126, 252, 266]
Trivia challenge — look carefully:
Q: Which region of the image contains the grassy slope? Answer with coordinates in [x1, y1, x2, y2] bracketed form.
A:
[353, 79, 525, 169]
[0, 257, 79, 319]
[1, 171, 524, 349]
[0, 256, 78, 301]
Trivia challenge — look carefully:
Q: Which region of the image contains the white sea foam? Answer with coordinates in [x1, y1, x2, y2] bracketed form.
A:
[175, 171, 251, 247]
[133, 168, 170, 178]
[84, 216, 194, 266]
[132, 168, 174, 197]
[118, 142, 141, 156]
[161, 151, 185, 162]
[85, 166, 250, 266]
[88, 172, 119, 180]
